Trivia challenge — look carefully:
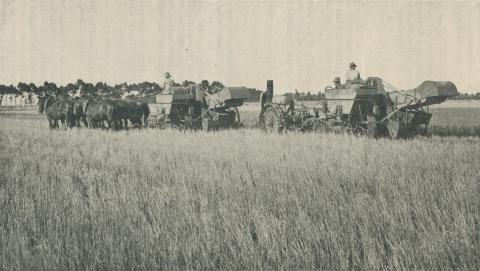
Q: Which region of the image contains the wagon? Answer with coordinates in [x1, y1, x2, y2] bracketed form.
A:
[147, 85, 249, 130]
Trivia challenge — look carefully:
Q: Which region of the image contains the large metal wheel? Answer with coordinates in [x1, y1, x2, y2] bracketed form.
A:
[147, 114, 166, 129]
[313, 120, 330, 133]
[351, 126, 367, 137]
[262, 106, 284, 133]
[301, 118, 329, 133]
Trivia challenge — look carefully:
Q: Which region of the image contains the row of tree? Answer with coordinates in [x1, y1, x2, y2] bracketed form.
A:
[286, 90, 326, 101]
[448, 93, 480, 100]
[15, 80, 473, 102]
[0, 79, 234, 97]
[0, 80, 159, 97]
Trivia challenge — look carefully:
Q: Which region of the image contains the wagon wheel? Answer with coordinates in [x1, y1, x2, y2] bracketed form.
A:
[346, 122, 367, 137]
[262, 106, 284, 133]
[301, 119, 329, 133]
[352, 126, 367, 137]
[311, 119, 329, 133]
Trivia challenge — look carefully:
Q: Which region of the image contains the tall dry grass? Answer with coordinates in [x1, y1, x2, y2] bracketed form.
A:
[0, 112, 479, 270]
[429, 108, 480, 137]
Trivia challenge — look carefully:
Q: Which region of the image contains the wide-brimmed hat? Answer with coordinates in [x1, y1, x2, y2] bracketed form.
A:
[164, 72, 171, 78]
[333, 77, 341, 83]
[349, 62, 357, 68]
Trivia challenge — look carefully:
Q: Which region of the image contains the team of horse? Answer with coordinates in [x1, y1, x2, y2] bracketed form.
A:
[37, 94, 149, 130]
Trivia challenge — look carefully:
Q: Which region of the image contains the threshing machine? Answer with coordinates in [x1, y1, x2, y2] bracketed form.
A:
[147, 85, 249, 130]
[259, 78, 458, 138]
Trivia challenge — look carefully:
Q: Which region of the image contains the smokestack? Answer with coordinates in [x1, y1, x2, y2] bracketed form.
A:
[266, 80, 273, 102]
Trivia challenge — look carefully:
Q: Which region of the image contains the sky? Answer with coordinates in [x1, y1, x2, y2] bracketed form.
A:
[0, 0, 479, 93]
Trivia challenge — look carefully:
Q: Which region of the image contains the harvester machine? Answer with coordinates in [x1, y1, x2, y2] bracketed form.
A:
[201, 87, 248, 131]
[259, 78, 457, 138]
[147, 85, 249, 130]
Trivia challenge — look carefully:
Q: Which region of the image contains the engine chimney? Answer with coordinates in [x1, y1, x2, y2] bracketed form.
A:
[266, 80, 273, 103]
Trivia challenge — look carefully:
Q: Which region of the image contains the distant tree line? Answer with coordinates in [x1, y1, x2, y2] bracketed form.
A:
[0, 80, 162, 98]
[285, 90, 325, 101]
[0, 79, 252, 98]
[448, 92, 480, 100]
[2, 80, 476, 102]
[0, 79, 332, 103]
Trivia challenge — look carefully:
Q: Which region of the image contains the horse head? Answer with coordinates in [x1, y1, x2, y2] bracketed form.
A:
[73, 97, 89, 116]
[37, 95, 46, 114]
[37, 94, 56, 114]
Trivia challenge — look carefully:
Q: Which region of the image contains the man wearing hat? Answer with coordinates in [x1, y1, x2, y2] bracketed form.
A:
[162, 72, 174, 94]
[346, 62, 361, 81]
[333, 77, 342, 89]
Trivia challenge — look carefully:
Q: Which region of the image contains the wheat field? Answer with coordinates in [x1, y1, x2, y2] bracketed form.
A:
[0, 106, 479, 270]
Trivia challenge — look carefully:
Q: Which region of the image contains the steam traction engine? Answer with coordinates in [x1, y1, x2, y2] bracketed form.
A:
[259, 78, 458, 138]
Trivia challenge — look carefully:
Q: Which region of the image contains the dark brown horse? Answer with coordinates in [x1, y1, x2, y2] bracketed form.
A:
[104, 99, 146, 129]
[84, 99, 119, 129]
[136, 101, 150, 128]
[72, 97, 89, 127]
[37, 95, 75, 129]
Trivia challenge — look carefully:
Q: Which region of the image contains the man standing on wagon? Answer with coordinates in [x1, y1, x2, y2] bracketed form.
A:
[162, 72, 174, 94]
[346, 62, 361, 82]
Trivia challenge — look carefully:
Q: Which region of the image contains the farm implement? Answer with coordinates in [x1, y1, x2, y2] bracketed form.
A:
[147, 85, 249, 130]
[259, 78, 458, 138]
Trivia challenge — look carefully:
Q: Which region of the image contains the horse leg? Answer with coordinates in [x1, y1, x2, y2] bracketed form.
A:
[110, 119, 119, 131]
[61, 118, 68, 129]
[63, 114, 69, 129]
[143, 115, 148, 128]
[63, 117, 69, 129]
[119, 120, 123, 130]
[118, 119, 123, 130]
[87, 117, 93, 129]
[48, 117, 53, 130]
[115, 119, 121, 131]
[105, 119, 112, 130]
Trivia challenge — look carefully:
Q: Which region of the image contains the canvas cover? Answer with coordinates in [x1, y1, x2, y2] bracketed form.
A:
[387, 81, 458, 107]
[206, 86, 249, 109]
[216, 87, 249, 102]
